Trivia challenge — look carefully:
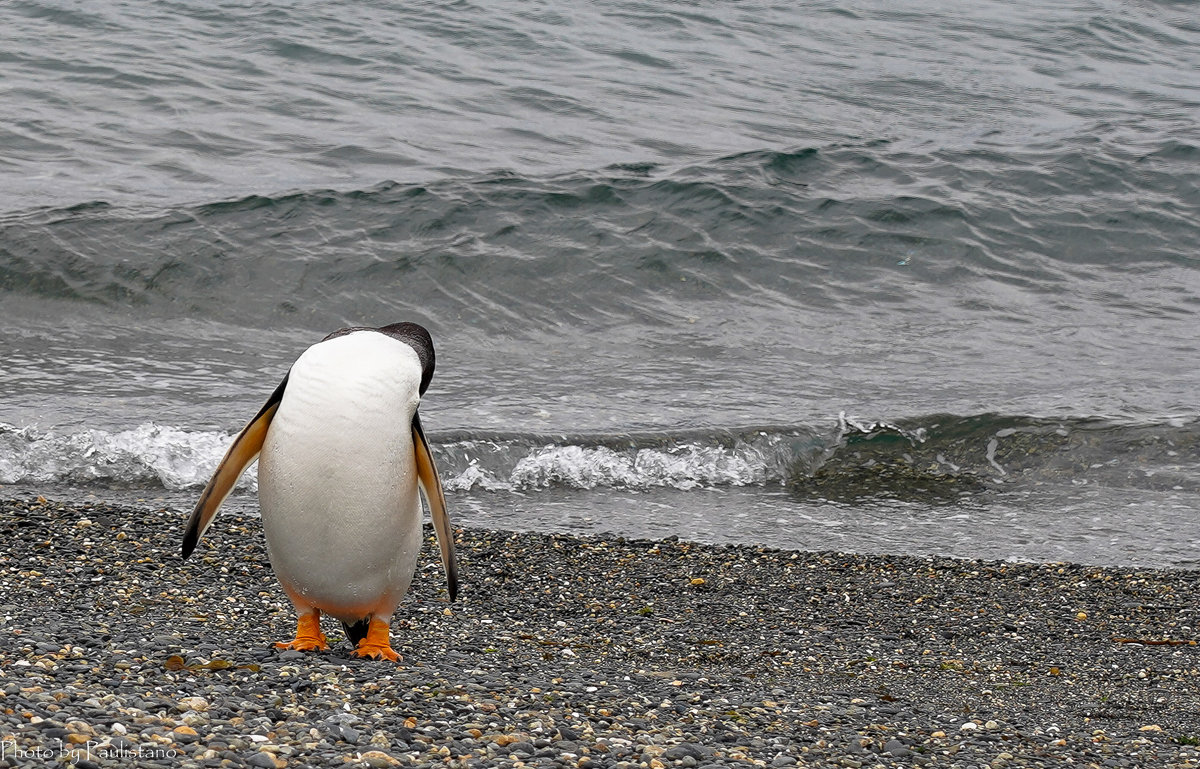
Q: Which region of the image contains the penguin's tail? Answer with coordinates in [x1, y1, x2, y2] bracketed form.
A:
[342, 618, 371, 646]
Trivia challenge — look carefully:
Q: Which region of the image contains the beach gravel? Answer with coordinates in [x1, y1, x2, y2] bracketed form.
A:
[1, 496, 1198, 768]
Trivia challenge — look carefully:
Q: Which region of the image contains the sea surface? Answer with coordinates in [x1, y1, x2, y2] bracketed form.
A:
[2, 0, 1198, 567]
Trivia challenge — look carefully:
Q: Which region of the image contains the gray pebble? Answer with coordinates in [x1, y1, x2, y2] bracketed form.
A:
[246, 752, 278, 768]
[664, 743, 706, 760]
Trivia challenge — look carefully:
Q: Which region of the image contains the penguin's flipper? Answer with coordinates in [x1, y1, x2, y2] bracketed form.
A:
[412, 413, 459, 601]
[182, 374, 288, 559]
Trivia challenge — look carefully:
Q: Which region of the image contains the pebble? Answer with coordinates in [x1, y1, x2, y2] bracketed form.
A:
[246, 752, 280, 768]
[0, 497, 1197, 769]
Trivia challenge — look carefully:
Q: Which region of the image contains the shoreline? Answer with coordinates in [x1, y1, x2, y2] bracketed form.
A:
[1, 496, 1198, 768]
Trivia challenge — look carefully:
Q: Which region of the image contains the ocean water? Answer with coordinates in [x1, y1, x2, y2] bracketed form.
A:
[2, 0, 1198, 567]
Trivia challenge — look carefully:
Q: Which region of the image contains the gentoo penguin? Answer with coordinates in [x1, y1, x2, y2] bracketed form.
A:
[181, 322, 458, 661]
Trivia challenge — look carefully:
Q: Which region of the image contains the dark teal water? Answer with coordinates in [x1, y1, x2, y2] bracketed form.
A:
[1, 0, 1198, 566]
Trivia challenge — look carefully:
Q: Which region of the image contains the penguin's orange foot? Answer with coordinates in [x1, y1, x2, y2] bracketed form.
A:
[352, 617, 401, 662]
[274, 612, 329, 652]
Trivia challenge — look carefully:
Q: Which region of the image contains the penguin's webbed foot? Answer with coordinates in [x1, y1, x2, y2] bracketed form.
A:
[274, 611, 329, 652]
[351, 617, 401, 662]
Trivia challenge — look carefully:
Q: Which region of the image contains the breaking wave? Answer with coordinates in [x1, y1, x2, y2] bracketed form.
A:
[3, 413, 1197, 499]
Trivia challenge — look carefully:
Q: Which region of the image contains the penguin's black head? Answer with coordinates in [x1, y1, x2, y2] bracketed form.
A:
[322, 322, 436, 395]
[378, 322, 435, 395]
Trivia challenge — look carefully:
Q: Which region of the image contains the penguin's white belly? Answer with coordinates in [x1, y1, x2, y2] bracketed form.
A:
[257, 333, 424, 621]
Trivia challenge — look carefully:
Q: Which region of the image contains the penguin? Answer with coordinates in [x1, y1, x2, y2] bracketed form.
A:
[181, 322, 458, 661]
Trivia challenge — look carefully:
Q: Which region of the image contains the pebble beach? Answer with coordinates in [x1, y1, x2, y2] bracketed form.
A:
[1, 496, 1198, 769]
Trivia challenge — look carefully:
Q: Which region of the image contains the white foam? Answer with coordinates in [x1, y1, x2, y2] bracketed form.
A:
[0, 422, 251, 490]
[0, 422, 806, 493]
[450, 433, 802, 491]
